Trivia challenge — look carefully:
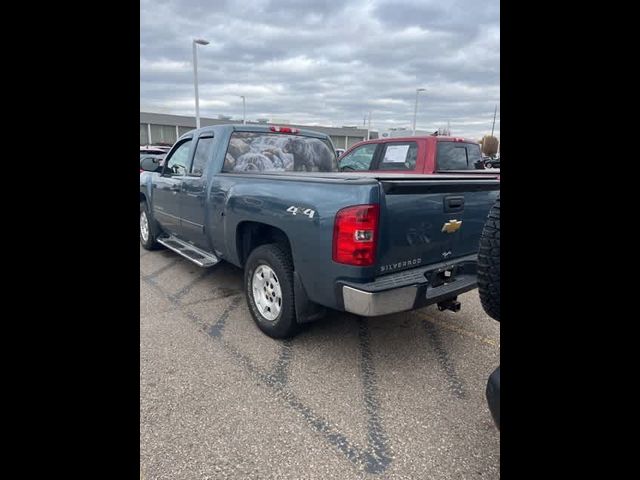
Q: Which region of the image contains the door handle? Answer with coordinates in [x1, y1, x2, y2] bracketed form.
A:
[443, 195, 464, 213]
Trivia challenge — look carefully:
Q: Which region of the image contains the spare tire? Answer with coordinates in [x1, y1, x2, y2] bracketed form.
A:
[477, 195, 500, 321]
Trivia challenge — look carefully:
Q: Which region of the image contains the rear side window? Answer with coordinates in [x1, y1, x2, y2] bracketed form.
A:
[465, 143, 484, 169]
[191, 136, 214, 176]
[378, 142, 418, 170]
[436, 142, 484, 170]
[223, 132, 337, 173]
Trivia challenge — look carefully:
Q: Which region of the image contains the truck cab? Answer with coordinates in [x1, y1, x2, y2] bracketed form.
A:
[338, 136, 487, 174]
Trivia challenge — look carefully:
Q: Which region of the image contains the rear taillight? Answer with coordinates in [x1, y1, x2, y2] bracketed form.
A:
[333, 204, 380, 266]
[270, 126, 300, 134]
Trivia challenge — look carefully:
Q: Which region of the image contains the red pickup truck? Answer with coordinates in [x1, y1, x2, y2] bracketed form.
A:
[338, 135, 490, 174]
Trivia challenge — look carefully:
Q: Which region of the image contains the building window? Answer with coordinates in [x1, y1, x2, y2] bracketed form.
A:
[329, 136, 344, 149]
[149, 124, 177, 145]
[346, 137, 364, 148]
[178, 126, 194, 137]
[140, 124, 149, 145]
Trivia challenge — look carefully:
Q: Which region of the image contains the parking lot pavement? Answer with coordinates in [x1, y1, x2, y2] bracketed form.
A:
[140, 245, 500, 479]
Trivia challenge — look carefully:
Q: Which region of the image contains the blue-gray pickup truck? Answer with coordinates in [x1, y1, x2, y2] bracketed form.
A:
[140, 124, 500, 338]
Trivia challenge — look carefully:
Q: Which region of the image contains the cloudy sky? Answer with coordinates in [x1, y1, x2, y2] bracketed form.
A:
[140, 0, 499, 139]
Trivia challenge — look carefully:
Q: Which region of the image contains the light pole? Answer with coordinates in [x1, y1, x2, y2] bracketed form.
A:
[491, 104, 497, 137]
[192, 38, 209, 129]
[412, 88, 426, 136]
[240, 96, 246, 124]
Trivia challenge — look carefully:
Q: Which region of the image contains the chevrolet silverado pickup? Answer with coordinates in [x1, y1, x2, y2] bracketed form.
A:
[140, 124, 501, 338]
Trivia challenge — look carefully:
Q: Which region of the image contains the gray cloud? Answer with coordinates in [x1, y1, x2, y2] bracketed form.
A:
[141, 0, 499, 139]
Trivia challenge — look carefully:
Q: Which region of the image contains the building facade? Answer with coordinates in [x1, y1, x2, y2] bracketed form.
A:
[140, 112, 374, 149]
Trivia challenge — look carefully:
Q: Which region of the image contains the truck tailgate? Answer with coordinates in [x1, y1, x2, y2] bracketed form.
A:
[376, 177, 500, 276]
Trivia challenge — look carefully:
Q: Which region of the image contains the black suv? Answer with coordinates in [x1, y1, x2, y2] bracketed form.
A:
[483, 155, 500, 169]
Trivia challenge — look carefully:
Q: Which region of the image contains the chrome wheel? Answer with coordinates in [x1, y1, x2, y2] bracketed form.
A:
[140, 211, 149, 242]
[252, 264, 282, 321]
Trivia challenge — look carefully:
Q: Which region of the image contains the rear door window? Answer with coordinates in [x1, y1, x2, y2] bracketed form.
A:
[190, 135, 214, 176]
[377, 142, 418, 170]
[223, 132, 337, 173]
[436, 142, 484, 170]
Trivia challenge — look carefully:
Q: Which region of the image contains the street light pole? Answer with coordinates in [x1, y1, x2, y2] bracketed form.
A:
[192, 38, 210, 129]
[240, 96, 246, 124]
[491, 104, 497, 137]
[412, 88, 426, 136]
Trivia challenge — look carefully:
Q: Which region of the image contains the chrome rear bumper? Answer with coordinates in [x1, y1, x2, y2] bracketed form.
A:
[342, 285, 419, 316]
[341, 265, 478, 317]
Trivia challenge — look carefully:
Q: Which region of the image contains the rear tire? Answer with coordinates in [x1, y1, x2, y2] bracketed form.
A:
[477, 195, 500, 321]
[140, 201, 161, 250]
[245, 244, 299, 338]
[485, 162, 492, 169]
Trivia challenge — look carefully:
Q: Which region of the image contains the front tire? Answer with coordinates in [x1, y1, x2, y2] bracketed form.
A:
[244, 244, 299, 338]
[485, 162, 492, 169]
[140, 201, 161, 250]
[477, 195, 500, 321]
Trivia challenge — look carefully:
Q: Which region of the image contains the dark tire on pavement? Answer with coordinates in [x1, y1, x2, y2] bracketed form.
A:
[477, 195, 500, 321]
[140, 201, 162, 250]
[245, 243, 299, 339]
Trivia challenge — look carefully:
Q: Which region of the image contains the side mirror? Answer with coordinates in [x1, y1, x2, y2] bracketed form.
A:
[141, 157, 162, 172]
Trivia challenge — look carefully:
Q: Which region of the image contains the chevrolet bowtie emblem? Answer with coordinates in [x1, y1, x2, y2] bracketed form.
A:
[442, 219, 462, 233]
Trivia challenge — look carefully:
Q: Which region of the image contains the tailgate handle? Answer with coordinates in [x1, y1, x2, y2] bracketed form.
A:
[444, 195, 464, 213]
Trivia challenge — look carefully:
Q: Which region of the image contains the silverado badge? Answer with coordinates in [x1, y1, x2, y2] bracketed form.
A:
[441, 219, 462, 234]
